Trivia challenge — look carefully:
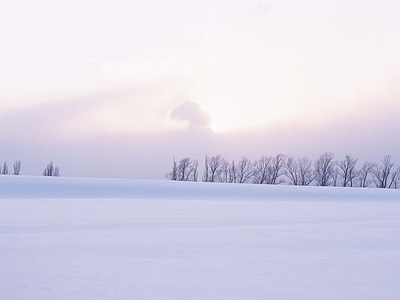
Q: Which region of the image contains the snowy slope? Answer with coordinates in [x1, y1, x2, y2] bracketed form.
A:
[0, 176, 399, 300]
[0, 175, 399, 201]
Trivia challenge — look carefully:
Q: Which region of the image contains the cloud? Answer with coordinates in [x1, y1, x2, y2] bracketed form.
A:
[0, 77, 199, 142]
[170, 100, 211, 130]
[0, 89, 129, 142]
[1, 83, 400, 180]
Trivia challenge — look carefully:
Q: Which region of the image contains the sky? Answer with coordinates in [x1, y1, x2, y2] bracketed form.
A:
[1, 0, 400, 179]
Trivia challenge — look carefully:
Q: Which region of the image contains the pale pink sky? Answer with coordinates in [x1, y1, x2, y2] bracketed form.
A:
[1, 0, 400, 178]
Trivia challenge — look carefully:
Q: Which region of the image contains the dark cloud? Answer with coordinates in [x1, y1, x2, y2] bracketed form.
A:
[170, 99, 211, 130]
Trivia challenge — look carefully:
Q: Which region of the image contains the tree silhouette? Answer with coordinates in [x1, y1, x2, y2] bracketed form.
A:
[43, 162, 60, 177]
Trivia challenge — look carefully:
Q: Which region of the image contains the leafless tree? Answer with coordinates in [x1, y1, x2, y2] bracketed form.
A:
[285, 156, 314, 186]
[235, 157, 253, 183]
[167, 157, 198, 181]
[298, 157, 314, 186]
[43, 161, 60, 176]
[229, 160, 237, 183]
[373, 155, 394, 188]
[285, 156, 300, 185]
[54, 167, 60, 176]
[1, 162, 9, 175]
[253, 156, 273, 184]
[253, 154, 285, 185]
[203, 154, 225, 182]
[13, 160, 21, 175]
[202, 155, 209, 182]
[270, 154, 286, 184]
[392, 166, 400, 189]
[192, 161, 199, 182]
[388, 166, 400, 189]
[358, 161, 376, 187]
[338, 155, 358, 187]
[332, 165, 339, 187]
[163, 152, 399, 189]
[219, 159, 230, 183]
[167, 157, 178, 180]
[314, 152, 335, 186]
[178, 158, 198, 181]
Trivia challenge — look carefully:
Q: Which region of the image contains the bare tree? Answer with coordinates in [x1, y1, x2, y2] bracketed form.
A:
[235, 157, 253, 183]
[393, 166, 400, 189]
[253, 156, 273, 184]
[13, 160, 21, 175]
[178, 158, 198, 181]
[314, 153, 335, 186]
[163, 153, 398, 189]
[219, 159, 230, 183]
[285, 156, 314, 186]
[191, 160, 199, 182]
[202, 155, 210, 182]
[253, 154, 286, 185]
[203, 155, 224, 182]
[178, 157, 197, 181]
[373, 155, 394, 188]
[229, 160, 237, 183]
[285, 156, 300, 185]
[270, 154, 286, 184]
[358, 161, 376, 187]
[54, 166, 60, 177]
[167, 157, 198, 181]
[43, 162, 60, 177]
[298, 157, 314, 186]
[388, 166, 400, 189]
[166, 157, 178, 180]
[332, 165, 339, 187]
[338, 155, 358, 187]
[2, 162, 9, 175]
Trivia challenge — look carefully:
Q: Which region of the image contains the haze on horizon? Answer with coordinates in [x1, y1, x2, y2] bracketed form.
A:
[1, 0, 400, 179]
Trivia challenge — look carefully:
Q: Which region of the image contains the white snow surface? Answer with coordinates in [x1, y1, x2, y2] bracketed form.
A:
[1, 176, 399, 299]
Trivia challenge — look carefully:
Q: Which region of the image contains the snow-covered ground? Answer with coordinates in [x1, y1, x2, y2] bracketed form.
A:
[1, 176, 399, 300]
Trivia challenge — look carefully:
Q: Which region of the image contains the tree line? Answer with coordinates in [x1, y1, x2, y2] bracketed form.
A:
[166, 153, 400, 189]
[0, 161, 60, 177]
[0, 160, 22, 175]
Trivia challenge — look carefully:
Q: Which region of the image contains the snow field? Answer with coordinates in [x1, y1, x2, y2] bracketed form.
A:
[0, 176, 399, 299]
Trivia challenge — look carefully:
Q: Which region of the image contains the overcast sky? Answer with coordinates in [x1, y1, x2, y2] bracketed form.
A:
[1, 0, 400, 179]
